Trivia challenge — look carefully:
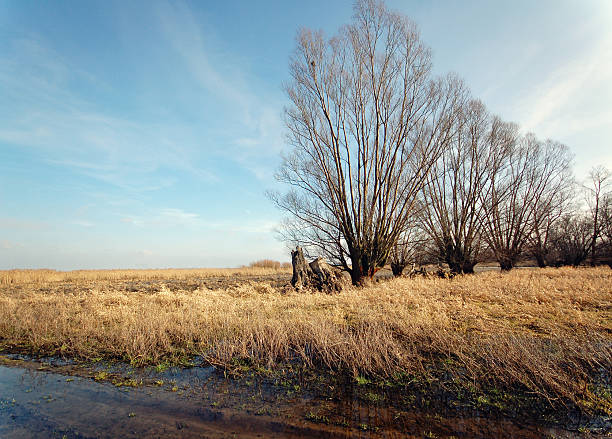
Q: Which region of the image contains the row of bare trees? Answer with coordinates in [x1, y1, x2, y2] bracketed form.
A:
[392, 164, 611, 276]
[411, 96, 584, 274]
[536, 169, 612, 268]
[270, 0, 611, 285]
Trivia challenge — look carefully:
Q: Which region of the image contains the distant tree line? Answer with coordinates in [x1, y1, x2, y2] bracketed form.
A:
[390, 164, 611, 276]
[270, 0, 611, 285]
[248, 260, 292, 270]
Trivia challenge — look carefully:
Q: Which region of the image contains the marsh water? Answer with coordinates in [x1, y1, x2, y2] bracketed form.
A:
[0, 357, 588, 438]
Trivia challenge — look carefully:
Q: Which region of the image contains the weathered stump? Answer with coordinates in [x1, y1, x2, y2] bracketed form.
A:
[291, 247, 313, 290]
[309, 257, 344, 293]
[291, 247, 344, 293]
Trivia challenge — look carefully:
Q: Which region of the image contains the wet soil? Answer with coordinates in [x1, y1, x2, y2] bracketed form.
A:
[0, 355, 601, 438]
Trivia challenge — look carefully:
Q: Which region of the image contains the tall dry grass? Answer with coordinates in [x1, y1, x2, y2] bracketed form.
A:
[0, 267, 610, 408]
[0, 266, 291, 285]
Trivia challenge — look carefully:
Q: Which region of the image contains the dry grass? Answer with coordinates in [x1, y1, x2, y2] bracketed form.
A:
[0, 266, 610, 409]
[0, 266, 291, 285]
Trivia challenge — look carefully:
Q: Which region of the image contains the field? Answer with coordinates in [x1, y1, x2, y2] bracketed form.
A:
[0, 266, 611, 417]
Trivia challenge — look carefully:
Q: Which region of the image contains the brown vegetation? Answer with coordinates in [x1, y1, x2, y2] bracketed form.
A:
[0, 266, 291, 285]
[0, 267, 610, 411]
[248, 260, 292, 269]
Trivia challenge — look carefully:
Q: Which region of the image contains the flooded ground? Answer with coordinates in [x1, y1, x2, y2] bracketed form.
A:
[0, 356, 592, 439]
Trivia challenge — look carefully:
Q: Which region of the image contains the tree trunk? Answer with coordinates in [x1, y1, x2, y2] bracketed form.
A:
[309, 258, 344, 292]
[291, 247, 313, 290]
[591, 197, 599, 266]
[461, 261, 475, 274]
[350, 265, 364, 286]
[291, 247, 344, 292]
[499, 259, 514, 271]
[390, 261, 406, 277]
[347, 249, 366, 286]
[534, 253, 546, 268]
[446, 253, 476, 275]
[447, 261, 461, 275]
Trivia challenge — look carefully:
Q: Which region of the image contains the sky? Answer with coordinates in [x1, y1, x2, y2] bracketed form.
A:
[1, 0, 611, 270]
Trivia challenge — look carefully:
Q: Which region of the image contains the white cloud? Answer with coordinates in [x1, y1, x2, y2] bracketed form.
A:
[1, 3, 287, 188]
[519, 38, 612, 136]
[507, 6, 612, 137]
[505, 14, 612, 176]
[117, 207, 278, 234]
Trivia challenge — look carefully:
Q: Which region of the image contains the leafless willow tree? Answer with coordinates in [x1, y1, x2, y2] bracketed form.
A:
[585, 166, 611, 265]
[525, 144, 574, 267]
[599, 193, 612, 267]
[389, 225, 430, 276]
[526, 190, 573, 267]
[270, 0, 462, 285]
[548, 213, 593, 266]
[418, 99, 516, 274]
[480, 134, 573, 270]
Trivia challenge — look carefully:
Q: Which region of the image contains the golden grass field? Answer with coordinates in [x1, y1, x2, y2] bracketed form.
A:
[0, 266, 610, 411]
[0, 266, 292, 285]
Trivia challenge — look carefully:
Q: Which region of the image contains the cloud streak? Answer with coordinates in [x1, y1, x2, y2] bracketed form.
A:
[154, 1, 285, 179]
[118, 207, 277, 234]
[0, 35, 221, 192]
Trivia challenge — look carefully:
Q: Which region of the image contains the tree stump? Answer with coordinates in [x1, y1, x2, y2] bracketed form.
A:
[309, 257, 344, 292]
[291, 247, 344, 293]
[291, 247, 313, 290]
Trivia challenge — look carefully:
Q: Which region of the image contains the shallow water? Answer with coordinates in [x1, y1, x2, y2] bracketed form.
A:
[0, 360, 584, 438]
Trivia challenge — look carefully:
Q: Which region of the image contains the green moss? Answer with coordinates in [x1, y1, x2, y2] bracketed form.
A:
[355, 375, 372, 386]
[305, 411, 330, 424]
[94, 371, 108, 381]
[364, 391, 384, 403]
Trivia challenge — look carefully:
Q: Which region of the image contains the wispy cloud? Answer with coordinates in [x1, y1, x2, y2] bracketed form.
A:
[118, 207, 277, 234]
[154, 1, 285, 179]
[0, 217, 47, 231]
[514, 21, 612, 139]
[159, 208, 200, 224]
[0, 35, 218, 191]
[1, 7, 285, 188]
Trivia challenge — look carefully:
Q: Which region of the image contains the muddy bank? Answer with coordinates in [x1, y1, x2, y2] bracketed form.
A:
[0, 355, 603, 438]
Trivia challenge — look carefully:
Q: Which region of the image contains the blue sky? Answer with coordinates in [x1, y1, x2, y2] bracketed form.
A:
[1, 0, 611, 269]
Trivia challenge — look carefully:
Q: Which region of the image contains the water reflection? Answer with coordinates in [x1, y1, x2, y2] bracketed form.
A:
[0, 363, 574, 438]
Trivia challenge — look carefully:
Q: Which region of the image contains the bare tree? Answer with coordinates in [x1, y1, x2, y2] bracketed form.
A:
[271, 0, 462, 285]
[599, 193, 612, 267]
[480, 134, 573, 270]
[548, 214, 593, 266]
[585, 166, 611, 265]
[419, 99, 515, 274]
[389, 225, 429, 276]
[526, 141, 574, 267]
